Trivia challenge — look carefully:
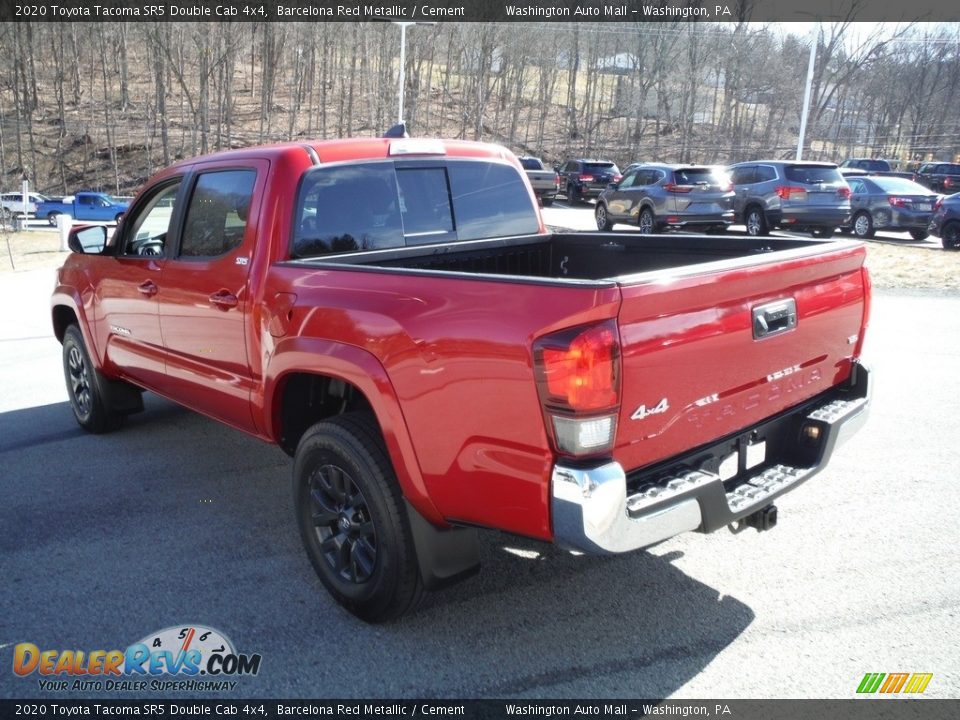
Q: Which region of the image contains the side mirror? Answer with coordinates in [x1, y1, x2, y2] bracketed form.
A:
[68, 225, 109, 255]
[607, 182, 619, 190]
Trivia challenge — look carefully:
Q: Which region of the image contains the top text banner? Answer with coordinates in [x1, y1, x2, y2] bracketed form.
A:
[2, 0, 955, 23]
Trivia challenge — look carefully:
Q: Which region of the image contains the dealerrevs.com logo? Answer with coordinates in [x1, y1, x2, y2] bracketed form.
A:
[13, 625, 262, 692]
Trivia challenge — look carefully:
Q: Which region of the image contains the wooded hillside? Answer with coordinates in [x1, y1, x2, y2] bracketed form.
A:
[1, 20, 958, 195]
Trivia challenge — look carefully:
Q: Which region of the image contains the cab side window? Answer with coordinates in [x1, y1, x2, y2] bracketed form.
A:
[180, 170, 256, 258]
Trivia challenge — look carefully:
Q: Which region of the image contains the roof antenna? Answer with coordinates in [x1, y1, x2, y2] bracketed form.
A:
[383, 123, 408, 139]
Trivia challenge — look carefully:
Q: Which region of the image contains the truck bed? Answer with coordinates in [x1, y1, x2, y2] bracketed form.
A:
[287, 232, 842, 285]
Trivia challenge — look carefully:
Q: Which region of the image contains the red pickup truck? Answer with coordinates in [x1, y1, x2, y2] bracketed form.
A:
[52, 136, 871, 622]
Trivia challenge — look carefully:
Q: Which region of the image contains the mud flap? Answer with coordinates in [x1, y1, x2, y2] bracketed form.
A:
[405, 500, 481, 591]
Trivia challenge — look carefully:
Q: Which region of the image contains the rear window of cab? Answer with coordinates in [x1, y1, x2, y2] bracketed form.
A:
[291, 159, 540, 258]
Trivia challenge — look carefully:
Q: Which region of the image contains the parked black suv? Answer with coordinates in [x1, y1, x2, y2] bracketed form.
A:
[728, 161, 852, 238]
[558, 159, 620, 205]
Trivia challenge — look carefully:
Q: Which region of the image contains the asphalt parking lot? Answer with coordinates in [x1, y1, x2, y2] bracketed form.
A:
[1, 212, 958, 700]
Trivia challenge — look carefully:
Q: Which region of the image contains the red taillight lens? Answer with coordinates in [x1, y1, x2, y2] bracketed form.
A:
[554, 174, 561, 186]
[534, 321, 621, 457]
[838, 186, 852, 199]
[664, 183, 692, 193]
[537, 323, 619, 412]
[775, 185, 808, 200]
[934, 196, 943, 211]
[945, 178, 954, 189]
[613, 174, 622, 183]
[579, 174, 594, 182]
[888, 196, 907, 208]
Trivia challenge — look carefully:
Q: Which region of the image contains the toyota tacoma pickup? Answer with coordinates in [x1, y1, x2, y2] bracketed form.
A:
[52, 136, 872, 622]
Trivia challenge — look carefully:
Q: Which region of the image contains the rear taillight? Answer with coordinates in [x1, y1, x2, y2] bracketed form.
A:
[722, 182, 734, 192]
[934, 196, 944, 211]
[554, 174, 561, 186]
[888, 196, 908, 208]
[613, 174, 622, 183]
[534, 321, 620, 457]
[775, 185, 808, 201]
[838, 186, 852, 199]
[579, 174, 594, 182]
[945, 177, 954, 189]
[663, 183, 692, 193]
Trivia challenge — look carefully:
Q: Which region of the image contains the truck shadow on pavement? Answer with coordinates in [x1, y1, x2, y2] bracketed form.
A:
[0, 398, 753, 700]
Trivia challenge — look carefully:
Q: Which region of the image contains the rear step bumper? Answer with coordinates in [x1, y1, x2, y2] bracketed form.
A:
[551, 362, 871, 554]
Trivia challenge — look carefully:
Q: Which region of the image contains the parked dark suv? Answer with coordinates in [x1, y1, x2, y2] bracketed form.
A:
[595, 163, 734, 233]
[928, 193, 960, 249]
[558, 159, 620, 204]
[728, 161, 852, 238]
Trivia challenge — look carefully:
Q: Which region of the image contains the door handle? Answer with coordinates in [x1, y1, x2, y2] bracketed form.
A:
[209, 290, 238, 310]
[138, 280, 158, 297]
[752, 298, 797, 340]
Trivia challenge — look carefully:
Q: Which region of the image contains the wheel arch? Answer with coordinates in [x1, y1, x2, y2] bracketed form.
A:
[263, 338, 444, 526]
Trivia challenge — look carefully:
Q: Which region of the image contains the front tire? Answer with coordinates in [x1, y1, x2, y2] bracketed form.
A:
[47, 211, 62, 228]
[595, 203, 612, 231]
[62, 325, 124, 433]
[293, 413, 424, 623]
[941, 221, 960, 250]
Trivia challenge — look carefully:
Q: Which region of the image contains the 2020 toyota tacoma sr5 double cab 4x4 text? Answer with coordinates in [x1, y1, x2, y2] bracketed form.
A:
[52, 136, 871, 621]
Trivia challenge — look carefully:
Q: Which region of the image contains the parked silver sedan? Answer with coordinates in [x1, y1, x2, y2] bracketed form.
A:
[842, 175, 941, 240]
[595, 163, 734, 233]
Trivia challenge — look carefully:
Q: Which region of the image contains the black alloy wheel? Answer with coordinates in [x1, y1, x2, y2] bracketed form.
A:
[293, 414, 424, 622]
[307, 463, 377, 584]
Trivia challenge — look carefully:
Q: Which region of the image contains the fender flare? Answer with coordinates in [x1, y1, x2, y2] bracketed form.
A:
[51, 286, 101, 364]
[262, 337, 445, 526]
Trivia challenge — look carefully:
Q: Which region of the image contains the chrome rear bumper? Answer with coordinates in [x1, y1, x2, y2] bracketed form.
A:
[551, 363, 871, 554]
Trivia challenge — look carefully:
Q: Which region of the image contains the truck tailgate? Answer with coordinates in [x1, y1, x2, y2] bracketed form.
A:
[614, 242, 867, 473]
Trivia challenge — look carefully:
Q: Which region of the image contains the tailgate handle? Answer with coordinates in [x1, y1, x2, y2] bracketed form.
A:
[752, 299, 797, 339]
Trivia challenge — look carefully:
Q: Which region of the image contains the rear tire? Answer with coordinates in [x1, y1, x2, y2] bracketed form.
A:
[47, 211, 62, 227]
[744, 206, 769, 236]
[638, 207, 657, 234]
[293, 413, 424, 623]
[909, 229, 928, 241]
[941, 221, 960, 250]
[540, 196, 554, 208]
[595, 203, 612, 231]
[62, 325, 125, 433]
[852, 211, 874, 239]
[568, 184, 582, 205]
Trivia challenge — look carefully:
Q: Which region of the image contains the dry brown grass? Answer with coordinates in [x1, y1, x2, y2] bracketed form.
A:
[863, 241, 960, 292]
[3, 229, 958, 292]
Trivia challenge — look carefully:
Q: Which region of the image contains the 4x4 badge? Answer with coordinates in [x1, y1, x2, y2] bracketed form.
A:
[631, 398, 669, 421]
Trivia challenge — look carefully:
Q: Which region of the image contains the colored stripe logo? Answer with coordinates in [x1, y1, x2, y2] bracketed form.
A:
[857, 672, 933, 694]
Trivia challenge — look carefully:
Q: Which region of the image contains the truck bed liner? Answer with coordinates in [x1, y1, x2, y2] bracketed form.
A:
[290, 233, 836, 284]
